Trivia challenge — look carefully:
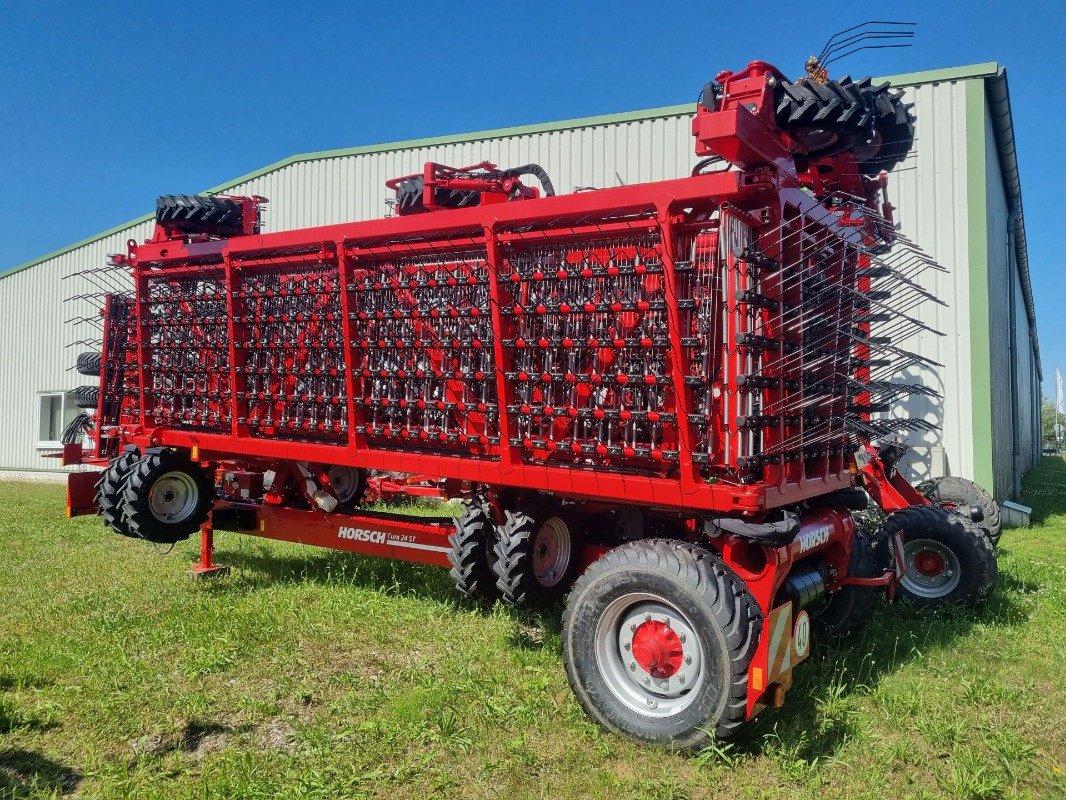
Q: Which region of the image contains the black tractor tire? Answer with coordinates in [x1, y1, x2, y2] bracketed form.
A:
[120, 450, 215, 544]
[562, 539, 762, 750]
[156, 194, 246, 237]
[773, 76, 873, 158]
[326, 465, 367, 511]
[76, 351, 102, 377]
[494, 502, 583, 606]
[922, 476, 1001, 547]
[873, 505, 997, 607]
[95, 449, 141, 537]
[815, 531, 881, 637]
[73, 385, 99, 409]
[773, 76, 914, 172]
[447, 501, 500, 601]
[855, 82, 915, 175]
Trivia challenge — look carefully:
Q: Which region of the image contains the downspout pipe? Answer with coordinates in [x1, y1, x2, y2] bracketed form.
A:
[986, 68, 1041, 494]
[1007, 205, 1021, 499]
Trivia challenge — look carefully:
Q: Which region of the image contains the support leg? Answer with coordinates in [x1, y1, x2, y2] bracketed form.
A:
[190, 516, 230, 578]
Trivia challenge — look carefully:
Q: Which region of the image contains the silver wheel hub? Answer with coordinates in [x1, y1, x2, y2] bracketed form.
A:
[532, 516, 572, 588]
[595, 594, 703, 718]
[902, 537, 961, 598]
[327, 466, 361, 505]
[147, 471, 199, 523]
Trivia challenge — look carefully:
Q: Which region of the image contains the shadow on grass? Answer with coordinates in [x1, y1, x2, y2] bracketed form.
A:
[0, 749, 81, 798]
[727, 584, 1032, 762]
[0, 676, 59, 735]
[200, 544, 458, 604]
[1021, 456, 1066, 525]
[197, 542, 567, 644]
[184, 478, 1057, 765]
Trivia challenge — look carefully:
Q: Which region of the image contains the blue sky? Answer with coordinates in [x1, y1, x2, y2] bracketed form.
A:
[0, 1, 1061, 394]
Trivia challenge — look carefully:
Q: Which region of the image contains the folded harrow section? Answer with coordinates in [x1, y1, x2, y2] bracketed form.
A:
[140, 270, 231, 433]
[499, 228, 678, 472]
[231, 255, 347, 442]
[346, 244, 499, 456]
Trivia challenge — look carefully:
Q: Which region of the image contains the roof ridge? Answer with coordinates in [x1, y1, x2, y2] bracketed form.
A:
[1, 61, 999, 279]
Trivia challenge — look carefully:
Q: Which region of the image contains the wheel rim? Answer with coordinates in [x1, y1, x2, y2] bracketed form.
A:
[902, 538, 962, 598]
[147, 471, 199, 524]
[790, 127, 854, 156]
[532, 516, 572, 588]
[327, 466, 361, 505]
[594, 593, 704, 718]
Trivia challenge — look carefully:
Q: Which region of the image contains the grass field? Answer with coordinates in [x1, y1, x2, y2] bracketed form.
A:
[1, 459, 1064, 799]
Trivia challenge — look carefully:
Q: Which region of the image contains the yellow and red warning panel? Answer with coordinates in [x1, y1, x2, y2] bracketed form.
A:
[748, 602, 811, 713]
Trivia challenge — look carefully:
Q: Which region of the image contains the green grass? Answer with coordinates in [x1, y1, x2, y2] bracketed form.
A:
[2, 460, 1065, 799]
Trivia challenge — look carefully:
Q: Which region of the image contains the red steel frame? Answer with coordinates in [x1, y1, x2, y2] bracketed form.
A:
[112, 170, 860, 517]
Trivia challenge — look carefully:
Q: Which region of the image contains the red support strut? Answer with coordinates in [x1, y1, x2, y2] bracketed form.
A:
[189, 515, 230, 578]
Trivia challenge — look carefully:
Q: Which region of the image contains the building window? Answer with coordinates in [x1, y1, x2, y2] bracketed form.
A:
[37, 391, 76, 449]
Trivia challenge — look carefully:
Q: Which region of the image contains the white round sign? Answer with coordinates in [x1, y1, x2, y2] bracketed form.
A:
[793, 610, 811, 660]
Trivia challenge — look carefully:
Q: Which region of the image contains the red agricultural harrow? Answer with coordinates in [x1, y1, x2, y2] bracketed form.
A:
[59, 57, 998, 749]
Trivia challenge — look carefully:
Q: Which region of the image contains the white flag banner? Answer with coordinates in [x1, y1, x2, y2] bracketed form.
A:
[1057, 369, 1064, 442]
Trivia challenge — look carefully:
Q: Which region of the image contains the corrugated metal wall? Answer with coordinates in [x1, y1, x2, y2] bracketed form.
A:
[0, 75, 1039, 492]
[881, 80, 976, 486]
[0, 222, 150, 471]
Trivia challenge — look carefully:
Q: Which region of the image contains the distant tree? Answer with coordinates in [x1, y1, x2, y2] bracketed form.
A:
[1042, 396, 1065, 446]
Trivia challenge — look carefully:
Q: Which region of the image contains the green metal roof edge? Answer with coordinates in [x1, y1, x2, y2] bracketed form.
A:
[1, 61, 999, 280]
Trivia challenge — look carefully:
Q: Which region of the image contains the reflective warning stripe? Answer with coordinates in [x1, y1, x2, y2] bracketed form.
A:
[387, 538, 452, 554]
[767, 604, 793, 682]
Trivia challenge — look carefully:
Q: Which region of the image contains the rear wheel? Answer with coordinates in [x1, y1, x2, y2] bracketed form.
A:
[815, 531, 880, 637]
[562, 539, 762, 749]
[447, 501, 499, 601]
[120, 451, 215, 544]
[494, 502, 583, 606]
[874, 505, 996, 606]
[326, 465, 366, 511]
[95, 449, 141, 537]
[922, 476, 1001, 546]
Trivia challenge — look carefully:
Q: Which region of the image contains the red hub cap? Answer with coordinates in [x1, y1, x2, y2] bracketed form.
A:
[631, 620, 684, 679]
[914, 549, 946, 576]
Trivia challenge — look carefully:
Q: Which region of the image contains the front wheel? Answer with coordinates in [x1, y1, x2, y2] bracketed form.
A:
[562, 539, 762, 750]
[326, 465, 366, 511]
[120, 451, 215, 544]
[874, 505, 997, 607]
[95, 449, 141, 536]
